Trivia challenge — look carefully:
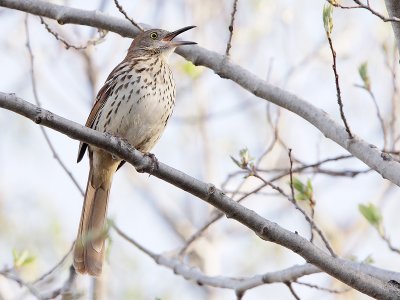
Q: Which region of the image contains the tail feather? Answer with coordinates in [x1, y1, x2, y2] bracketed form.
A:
[74, 167, 112, 276]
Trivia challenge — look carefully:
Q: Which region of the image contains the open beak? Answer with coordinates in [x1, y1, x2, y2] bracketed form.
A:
[162, 25, 197, 47]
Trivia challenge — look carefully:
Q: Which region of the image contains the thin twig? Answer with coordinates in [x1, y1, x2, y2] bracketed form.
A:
[40, 17, 108, 50]
[251, 171, 336, 257]
[236, 290, 245, 300]
[112, 223, 157, 258]
[44, 266, 78, 299]
[379, 230, 400, 255]
[179, 181, 267, 256]
[259, 166, 371, 178]
[294, 280, 350, 294]
[288, 149, 295, 201]
[184, 154, 358, 255]
[288, 149, 315, 243]
[258, 154, 351, 171]
[383, 44, 399, 149]
[327, 0, 400, 23]
[326, 32, 353, 138]
[285, 282, 301, 300]
[0, 268, 44, 299]
[225, 0, 239, 56]
[32, 242, 74, 284]
[25, 15, 85, 196]
[113, 0, 143, 32]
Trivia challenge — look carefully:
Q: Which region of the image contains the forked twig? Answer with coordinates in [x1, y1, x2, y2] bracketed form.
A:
[40, 17, 107, 50]
[327, 0, 400, 23]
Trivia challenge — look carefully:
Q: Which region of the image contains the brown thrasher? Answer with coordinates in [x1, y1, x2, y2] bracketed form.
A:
[74, 26, 196, 276]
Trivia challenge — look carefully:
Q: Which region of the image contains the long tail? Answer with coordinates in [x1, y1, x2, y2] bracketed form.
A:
[73, 163, 113, 276]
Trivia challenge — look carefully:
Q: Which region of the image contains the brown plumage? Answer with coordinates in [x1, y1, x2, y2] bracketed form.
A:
[74, 26, 196, 276]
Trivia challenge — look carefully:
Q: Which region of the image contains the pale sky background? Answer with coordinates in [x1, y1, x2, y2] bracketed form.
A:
[0, 0, 399, 299]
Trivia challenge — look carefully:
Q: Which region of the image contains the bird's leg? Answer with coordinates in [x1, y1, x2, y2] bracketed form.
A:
[108, 134, 158, 174]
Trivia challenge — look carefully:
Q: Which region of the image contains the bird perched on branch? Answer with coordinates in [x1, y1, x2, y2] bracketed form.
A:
[74, 26, 196, 276]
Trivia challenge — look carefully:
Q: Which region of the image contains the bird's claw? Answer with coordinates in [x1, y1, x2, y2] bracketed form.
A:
[136, 152, 159, 175]
[145, 152, 159, 175]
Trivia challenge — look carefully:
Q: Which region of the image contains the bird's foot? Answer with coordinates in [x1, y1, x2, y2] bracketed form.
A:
[136, 152, 159, 175]
[144, 152, 160, 175]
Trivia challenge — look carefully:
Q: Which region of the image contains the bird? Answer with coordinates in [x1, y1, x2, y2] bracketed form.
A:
[73, 26, 196, 276]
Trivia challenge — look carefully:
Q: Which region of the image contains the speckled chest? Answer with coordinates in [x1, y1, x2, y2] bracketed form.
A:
[93, 57, 176, 151]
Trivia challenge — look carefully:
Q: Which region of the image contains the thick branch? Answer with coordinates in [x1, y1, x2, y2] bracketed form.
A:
[384, 0, 400, 55]
[1, 93, 400, 299]
[1, 0, 400, 186]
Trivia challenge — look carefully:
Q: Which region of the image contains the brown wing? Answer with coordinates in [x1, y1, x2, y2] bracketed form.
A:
[77, 62, 128, 163]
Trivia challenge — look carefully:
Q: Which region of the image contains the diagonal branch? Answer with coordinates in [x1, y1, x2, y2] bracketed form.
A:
[1, 0, 399, 187]
[1, 92, 400, 299]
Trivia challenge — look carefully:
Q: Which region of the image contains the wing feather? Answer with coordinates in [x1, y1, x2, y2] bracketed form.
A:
[77, 62, 129, 163]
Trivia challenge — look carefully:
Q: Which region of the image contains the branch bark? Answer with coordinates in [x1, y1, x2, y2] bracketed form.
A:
[384, 0, 400, 54]
[1, 92, 400, 299]
[1, 0, 400, 187]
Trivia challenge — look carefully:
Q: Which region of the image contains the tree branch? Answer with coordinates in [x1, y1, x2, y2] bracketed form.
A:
[113, 223, 320, 293]
[1, 0, 399, 188]
[1, 92, 400, 299]
[384, 0, 400, 55]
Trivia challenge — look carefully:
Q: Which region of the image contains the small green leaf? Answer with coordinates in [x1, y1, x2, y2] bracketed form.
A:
[291, 177, 313, 202]
[358, 62, 371, 90]
[323, 4, 334, 34]
[305, 179, 313, 199]
[239, 148, 250, 165]
[306, 179, 313, 192]
[231, 148, 254, 169]
[292, 178, 305, 193]
[358, 203, 382, 229]
[296, 194, 306, 201]
[12, 249, 35, 268]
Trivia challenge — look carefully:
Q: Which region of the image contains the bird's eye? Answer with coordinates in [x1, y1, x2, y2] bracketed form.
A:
[150, 32, 158, 40]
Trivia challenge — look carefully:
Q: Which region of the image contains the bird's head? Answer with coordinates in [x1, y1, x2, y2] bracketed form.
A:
[129, 26, 196, 58]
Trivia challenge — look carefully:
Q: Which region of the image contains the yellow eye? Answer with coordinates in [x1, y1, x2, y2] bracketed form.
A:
[150, 32, 158, 40]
